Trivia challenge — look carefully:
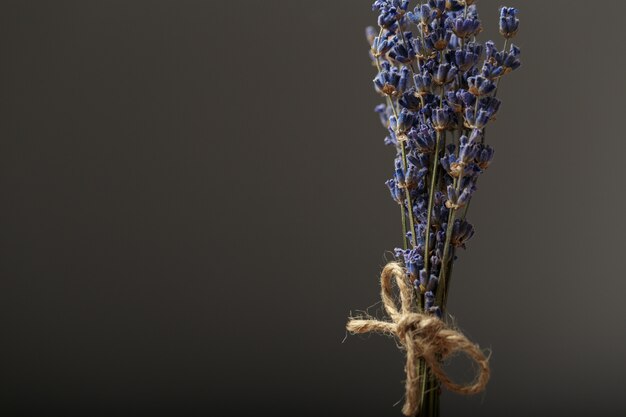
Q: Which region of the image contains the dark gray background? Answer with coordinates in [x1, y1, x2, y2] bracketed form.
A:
[1, 1, 624, 416]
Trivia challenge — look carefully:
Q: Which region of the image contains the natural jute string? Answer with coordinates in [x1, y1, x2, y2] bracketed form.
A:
[346, 262, 490, 416]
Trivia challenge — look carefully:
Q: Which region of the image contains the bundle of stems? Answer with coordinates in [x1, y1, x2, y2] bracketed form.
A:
[364, 1, 521, 415]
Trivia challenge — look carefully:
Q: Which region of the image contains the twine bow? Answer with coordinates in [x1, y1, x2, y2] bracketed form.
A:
[346, 262, 490, 416]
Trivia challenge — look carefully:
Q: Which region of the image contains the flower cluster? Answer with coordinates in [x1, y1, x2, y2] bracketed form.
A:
[369, 1, 521, 317]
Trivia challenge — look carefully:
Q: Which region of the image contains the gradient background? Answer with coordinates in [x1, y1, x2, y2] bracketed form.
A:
[1, 1, 625, 416]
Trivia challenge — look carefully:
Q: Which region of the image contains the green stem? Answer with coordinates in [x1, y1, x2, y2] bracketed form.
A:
[422, 130, 441, 276]
[400, 202, 408, 250]
[442, 246, 457, 310]
[392, 23, 421, 249]
[437, 216, 456, 309]
[385, 96, 417, 250]
[419, 359, 429, 415]
[383, 89, 412, 249]
[436, 168, 463, 310]
[400, 140, 417, 248]
[429, 370, 439, 417]
[423, 72, 447, 276]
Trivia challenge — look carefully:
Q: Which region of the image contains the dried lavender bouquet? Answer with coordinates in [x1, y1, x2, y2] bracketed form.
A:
[346, 1, 521, 416]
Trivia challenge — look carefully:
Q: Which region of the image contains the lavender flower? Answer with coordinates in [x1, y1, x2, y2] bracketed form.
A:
[468, 75, 496, 96]
[432, 107, 451, 131]
[451, 219, 475, 248]
[407, 4, 436, 27]
[370, 0, 521, 313]
[499, 7, 520, 38]
[433, 63, 458, 85]
[365, 3, 522, 412]
[476, 144, 495, 169]
[450, 16, 481, 39]
[453, 49, 480, 72]
[425, 26, 452, 51]
[445, 184, 471, 209]
[463, 107, 490, 130]
[414, 71, 434, 96]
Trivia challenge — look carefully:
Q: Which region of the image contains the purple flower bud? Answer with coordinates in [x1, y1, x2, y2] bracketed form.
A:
[425, 26, 452, 51]
[458, 187, 472, 206]
[475, 109, 490, 129]
[485, 40, 497, 61]
[451, 219, 475, 248]
[432, 107, 451, 131]
[500, 44, 522, 74]
[468, 75, 496, 96]
[499, 7, 519, 38]
[434, 63, 458, 85]
[366, 26, 378, 46]
[451, 16, 482, 39]
[425, 291, 435, 309]
[385, 179, 405, 204]
[397, 108, 416, 133]
[481, 62, 505, 80]
[476, 145, 495, 169]
[414, 71, 433, 96]
[426, 275, 438, 292]
[394, 157, 405, 185]
[454, 50, 480, 72]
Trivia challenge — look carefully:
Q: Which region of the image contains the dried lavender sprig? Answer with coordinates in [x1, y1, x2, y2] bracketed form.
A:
[372, 1, 521, 313]
[372, 36, 411, 249]
[439, 23, 521, 310]
[367, 2, 521, 415]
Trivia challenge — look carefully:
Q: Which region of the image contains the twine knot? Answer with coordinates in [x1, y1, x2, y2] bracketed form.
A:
[346, 262, 490, 416]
